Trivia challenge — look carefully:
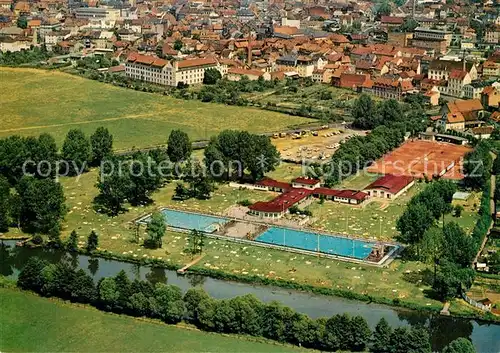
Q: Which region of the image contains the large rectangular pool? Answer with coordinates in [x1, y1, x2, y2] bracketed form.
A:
[157, 209, 229, 233]
[255, 227, 374, 260]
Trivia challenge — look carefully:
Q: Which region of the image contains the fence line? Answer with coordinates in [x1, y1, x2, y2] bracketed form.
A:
[461, 292, 491, 312]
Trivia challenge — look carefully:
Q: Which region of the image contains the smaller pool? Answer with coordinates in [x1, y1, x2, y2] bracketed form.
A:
[154, 209, 229, 233]
[256, 227, 374, 260]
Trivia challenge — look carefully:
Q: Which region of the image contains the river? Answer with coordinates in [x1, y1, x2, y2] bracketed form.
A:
[1, 240, 498, 353]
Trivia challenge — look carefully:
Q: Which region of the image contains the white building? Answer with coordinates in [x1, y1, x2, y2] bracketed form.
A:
[125, 53, 228, 87]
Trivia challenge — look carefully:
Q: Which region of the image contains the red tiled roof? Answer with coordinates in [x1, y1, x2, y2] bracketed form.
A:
[313, 188, 368, 200]
[293, 177, 320, 185]
[249, 188, 313, 213]
[364, 174, 413, 195]
[177, 57, 217, 69]
[256, 178, 291, 190]
[381, 16, 404, 25]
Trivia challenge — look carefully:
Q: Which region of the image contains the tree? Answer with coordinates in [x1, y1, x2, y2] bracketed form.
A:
[400, 18, 419, 32]
[433, 261, 475, 301]
[350, 315, 371, 351]
[442, 338, 476, 353]
[0, 175, 10, 232]
[87, 230, 99, 252]
[126, 152, 163, 205]
[377, 1, 392, 17]
[90, 127, 113, 166]
[184, 287, 210, 323]
[371, 318, 392, 353]
[16, 176, 66, 234]
[98, 277, 119, 311]
[388, 327, 431, 353]
[70, 269, 96, 303]
[203, 68, 222, 85]
[396, 203, 434, 249]
[352, 94, 377, 129]
[94, 156, 132, 216]
[61, 129, 91, 176]
[17, 257, 47, 292]
[146, 212, 166, 248]
[442, 222, 476, 268]
[154, 283, 185, 324]
[167, 129, 191, 162]
[17, 16, 27, 29]
[66, 230, 79, 252]
[378, 99, 403, 124]
[420, 227, 444, 280]
[173, 39, 183, 51]
[186, 229, 205, 255]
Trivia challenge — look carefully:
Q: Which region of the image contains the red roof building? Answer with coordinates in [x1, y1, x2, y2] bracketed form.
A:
[364, 174, 414, 200]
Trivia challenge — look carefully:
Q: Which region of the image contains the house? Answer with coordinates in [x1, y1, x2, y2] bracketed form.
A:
[364, 174, 414, 200]
[445, 69, 471, 98]
[226, 68, 270, 81]
[428, 60, 477, 81]
[335, 73, 371, 90]
[439, 99, 484, 131]
[482, 60, 499, 78]
[471, 126, 494, 139]
[481, 86, 500, 108]
[291, 177, 321, 190]
[464, 80, 491, 100]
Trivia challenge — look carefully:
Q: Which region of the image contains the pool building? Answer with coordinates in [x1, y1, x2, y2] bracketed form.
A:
[248, 177, 368, 219]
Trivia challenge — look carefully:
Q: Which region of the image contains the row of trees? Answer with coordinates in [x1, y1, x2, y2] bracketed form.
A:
[310, 125, 406, 186]
[94, 129, 194, 215]
[0, 127, 113, 184]
[396, 180, 479, 300]
[0, 46, 52, 66]
[18, 257, 464, 352]
[351, 94, 427, 134]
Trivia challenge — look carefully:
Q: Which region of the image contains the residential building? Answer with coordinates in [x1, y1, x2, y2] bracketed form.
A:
[464, 80, 491, 100]
[481, 86, 500, 109]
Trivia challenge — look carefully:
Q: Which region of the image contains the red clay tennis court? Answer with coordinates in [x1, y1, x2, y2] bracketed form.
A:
[367, 140, 472, 180]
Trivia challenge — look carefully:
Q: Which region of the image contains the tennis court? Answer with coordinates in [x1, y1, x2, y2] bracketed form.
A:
[367, 140, 471, 180]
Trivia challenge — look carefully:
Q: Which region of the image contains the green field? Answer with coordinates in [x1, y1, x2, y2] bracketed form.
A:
[0, 287, 306, 352]
[0, 68, 309, 150]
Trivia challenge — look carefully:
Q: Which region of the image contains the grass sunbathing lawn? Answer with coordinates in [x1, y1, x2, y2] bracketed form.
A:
[2, 168, 445, 311]
[0, 68, 310, 150]
[307, 181, 425, 241]
[0, 287, 307, 352]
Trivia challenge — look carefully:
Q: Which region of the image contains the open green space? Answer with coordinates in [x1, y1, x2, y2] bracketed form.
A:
[0, 68, 310, 150]
[0, 287, 306, 352]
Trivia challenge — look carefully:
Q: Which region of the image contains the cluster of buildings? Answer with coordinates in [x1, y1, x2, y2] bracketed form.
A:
[0, 0, 498, 103]
[246, 174, 414, 219]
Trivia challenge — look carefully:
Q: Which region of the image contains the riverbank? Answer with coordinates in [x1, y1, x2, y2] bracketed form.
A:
[0, 284, 309, 353]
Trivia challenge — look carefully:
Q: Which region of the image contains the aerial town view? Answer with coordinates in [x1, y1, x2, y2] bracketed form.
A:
[0, 0, 499, 352]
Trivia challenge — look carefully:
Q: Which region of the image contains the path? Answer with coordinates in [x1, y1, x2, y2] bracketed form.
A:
[440, 302, 451, 316]
[177, 254, 205, 275]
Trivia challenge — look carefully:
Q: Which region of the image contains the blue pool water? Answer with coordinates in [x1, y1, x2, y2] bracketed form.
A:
[256, 227, 374, 259]
[158, 209, 228, 233]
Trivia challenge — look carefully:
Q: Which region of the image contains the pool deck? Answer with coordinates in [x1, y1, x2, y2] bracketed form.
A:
[135, 207, 402, 267]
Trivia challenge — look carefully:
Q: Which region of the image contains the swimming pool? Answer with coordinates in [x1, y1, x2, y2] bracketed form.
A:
[255, 227, 374, 260]
[157, 209, 229, 233]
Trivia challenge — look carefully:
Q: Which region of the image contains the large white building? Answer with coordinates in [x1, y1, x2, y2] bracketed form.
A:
[125, 53, 228, 86]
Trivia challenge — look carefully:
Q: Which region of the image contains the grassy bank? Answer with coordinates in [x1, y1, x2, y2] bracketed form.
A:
[0, 287, 309, 352]
[0, 67, 309, 150]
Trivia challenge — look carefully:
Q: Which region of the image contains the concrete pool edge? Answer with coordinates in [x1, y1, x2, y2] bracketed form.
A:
[135, 207, 402, 267]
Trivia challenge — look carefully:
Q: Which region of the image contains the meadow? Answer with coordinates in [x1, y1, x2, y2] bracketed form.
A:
[0, 287, 307, 352]
[0, 68, 310, 150]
